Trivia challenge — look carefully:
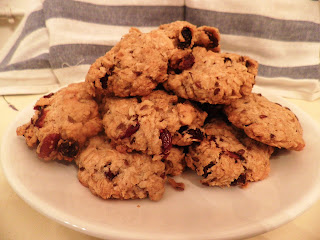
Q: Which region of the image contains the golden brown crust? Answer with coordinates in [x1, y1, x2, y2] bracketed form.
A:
[77, 136, 166, 201]
[224, 93, 305, 151]
[165, 47, 257, 104]
[16, 82, 102, 161]
[102, 90, 207, 156]
[185, 119, 273, 187]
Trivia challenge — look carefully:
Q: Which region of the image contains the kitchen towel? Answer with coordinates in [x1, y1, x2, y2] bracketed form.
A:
[0, 0, 319, 100]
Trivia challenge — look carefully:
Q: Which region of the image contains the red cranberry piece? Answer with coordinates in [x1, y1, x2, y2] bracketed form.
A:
[39, 133, 61, 158]
[259, 115, 268, 119]
[159, 129, 172, 155]
[205, 30, 219, 49]
[226, 151, 245, 162]
[34, 108, 47, 128]
[100, 75, 109, 89]
[231, 174, 247, 186]
[214, 88, 220, 95]
[169, 53, 195, 74]
[202, 161, 215, 178]
[224, 57, 232, 63]
[120, 121, 140, 139]
[105, 170, 117, 180]
[187, 128, 204, 141]
[178, 125, 189, 134]
[58, 139, 80, 158]
[178, 27, 192, 49]
[43, 93, 54, 98]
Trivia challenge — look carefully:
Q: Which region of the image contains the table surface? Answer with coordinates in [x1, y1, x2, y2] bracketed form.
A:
[0, 94, 320, 240]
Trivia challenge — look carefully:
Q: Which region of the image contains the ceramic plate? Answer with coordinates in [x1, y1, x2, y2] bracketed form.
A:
[2, 90, 320, 240]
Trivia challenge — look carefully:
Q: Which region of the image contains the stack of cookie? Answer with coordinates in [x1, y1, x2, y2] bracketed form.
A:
[17, 21, 305, 201]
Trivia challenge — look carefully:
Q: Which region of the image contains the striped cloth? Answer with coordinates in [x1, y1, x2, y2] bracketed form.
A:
[0, 0, 319, 100]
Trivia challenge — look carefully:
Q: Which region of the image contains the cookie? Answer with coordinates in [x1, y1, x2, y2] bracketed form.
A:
[86, 21, 221, 98]
[16, 82, 102, 161]
[224, 93, 305, 151]
[101, 90, 207, 156]
[164, 46, 258, 104]
[185, 119, 274, 187]
[85, 28, 174, 97]
[76, 136, 166, 201]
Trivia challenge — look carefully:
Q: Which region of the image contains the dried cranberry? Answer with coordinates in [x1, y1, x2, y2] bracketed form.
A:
[159, 129, 172, 155]
[39, 133, 61, 158]
[226, 151, 245, 162]
[105, 170, 116, 180]
[187, 128, 204, 141]
[214, 88, 220, 95]
[58, 139, 80, 158]
[202, 161, 215, 178]
[120, 121, 140, 139]
[34, 108, 47, 128]
[100, 75, 109, 89]
[237, 149, 245, 155]
[169, 53, 195, 74]
[209, 135, 219, 148]
[33, 105, 42, 111]
[180, 53, 195, 70]
[43, 93, 54, 98]
[231, 174, 247, 186]
[224, 57, 231, 63]
[178, 27, 192, 49]
[205, 30, 219, 49]
[178, 125, 189, 134]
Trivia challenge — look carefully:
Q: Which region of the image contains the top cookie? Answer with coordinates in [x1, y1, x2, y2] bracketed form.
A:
[86, 28, 174, 97]
[85, 21, 221, 98]
[16, 82, 102, 161]
[224, 93, 305, 151]
[164, 47, 258, 104]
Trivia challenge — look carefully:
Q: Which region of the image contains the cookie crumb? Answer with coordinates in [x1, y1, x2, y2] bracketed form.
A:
[168, 177, 185, 191]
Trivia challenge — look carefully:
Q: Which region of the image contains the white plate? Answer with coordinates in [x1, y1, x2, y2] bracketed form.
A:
[2, 91, 320, 240]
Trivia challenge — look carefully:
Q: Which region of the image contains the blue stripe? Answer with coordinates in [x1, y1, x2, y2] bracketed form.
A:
[186, 8, 320, 42]
[43, 0, 185, 26]
[0, 10, 46, 67]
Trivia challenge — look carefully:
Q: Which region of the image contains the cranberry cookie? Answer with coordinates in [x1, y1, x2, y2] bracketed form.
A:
[76, 136, 166, 201]
[165, 47, 258, 104]
[86, 21, 221, 98]
[186, 119, 274, 187]
[224, 93, 305, 151]
[85, 28, 174, 97]
[102, 90, 207, 156]
[16, 82, 102, 161]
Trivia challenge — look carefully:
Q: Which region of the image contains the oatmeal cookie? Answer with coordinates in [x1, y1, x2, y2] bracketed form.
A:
[224, 93, 305, 151]
[16, 82, 102, 161]
[85, 28, 174, 97]
[185, 119, 274, 187]
[102, 90, 207, 156]
[76, 136, 166, 201]
[164, 47, 258, 104]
